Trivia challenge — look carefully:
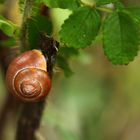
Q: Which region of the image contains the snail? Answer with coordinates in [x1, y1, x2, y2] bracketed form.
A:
[6, 49, 51, 102]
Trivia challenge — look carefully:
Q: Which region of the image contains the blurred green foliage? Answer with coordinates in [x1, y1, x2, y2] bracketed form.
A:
[37, 5, 140, 140]
[0, 16, 17, 37]
[40, 47, 140, 140]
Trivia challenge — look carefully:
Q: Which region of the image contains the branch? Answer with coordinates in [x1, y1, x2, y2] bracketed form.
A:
[16, 102, 46, 140]
[16, 4, 58, 140]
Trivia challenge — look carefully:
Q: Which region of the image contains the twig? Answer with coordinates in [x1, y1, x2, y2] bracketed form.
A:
[16, 102, 46, 140]
[16, 4, 58, 140]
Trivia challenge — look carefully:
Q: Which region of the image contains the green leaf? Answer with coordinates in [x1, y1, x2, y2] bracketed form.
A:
[60, 6, 101, 49]
[103, 11, 139, 64]
[33, 16, 52, 33]
[114, 1, 125, 10]
[58, 47, 79, 58]
[57, 55, 74, 77]
[0, 16, 17, 36]
[43, 0, 80, 10]
[27, 15, 53, 49]
[0, 38, 17, 47]
[126, 7, 140, 22]
[57, 47, 79, 77]
[95, 0, 118, 6]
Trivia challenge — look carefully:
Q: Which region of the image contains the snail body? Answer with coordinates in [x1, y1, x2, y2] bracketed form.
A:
[6, 50, 51, 102]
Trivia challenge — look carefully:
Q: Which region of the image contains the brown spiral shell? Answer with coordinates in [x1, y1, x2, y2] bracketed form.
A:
[6, 49, 51, 102]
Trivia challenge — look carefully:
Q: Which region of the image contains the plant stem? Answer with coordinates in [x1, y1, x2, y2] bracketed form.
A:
[20, 0, 33, 51]
[96, 7, 113, 13]
[16, 102, 45, 140]
[16, 5, 57, 140]
[80, 0, 113, 13]
[80, 0, 96, 7]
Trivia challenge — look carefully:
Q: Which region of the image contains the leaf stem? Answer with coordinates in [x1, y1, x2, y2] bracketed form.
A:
[96, 7, 113, 13]
[20, 0, 33, 51]
[80, 1, 113, 13]
[80, 0, 95, 7]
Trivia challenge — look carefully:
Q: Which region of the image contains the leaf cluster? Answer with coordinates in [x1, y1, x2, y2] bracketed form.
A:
[43, 0, 140, 65]
[1, 0, 140, 76]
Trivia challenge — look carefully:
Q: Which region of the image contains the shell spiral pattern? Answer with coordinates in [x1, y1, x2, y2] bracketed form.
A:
[6, 50, 51, 102]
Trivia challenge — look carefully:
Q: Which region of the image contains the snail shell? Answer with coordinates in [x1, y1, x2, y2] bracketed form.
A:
[6, 49, 51, 102]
